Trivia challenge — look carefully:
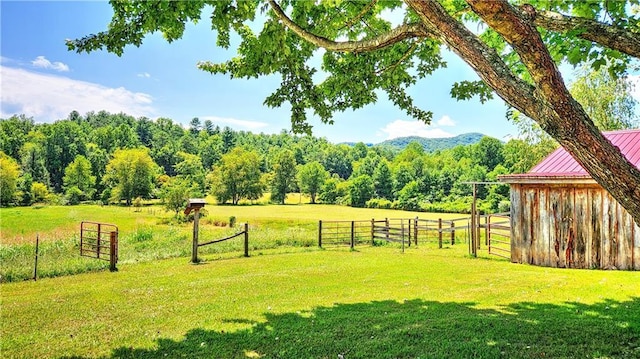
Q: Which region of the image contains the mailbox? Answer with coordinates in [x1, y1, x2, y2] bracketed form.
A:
[184, 198, 206, 215]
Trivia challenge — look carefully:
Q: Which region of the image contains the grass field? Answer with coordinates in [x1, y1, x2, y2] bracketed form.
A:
[0, 201, 468, 282]
[2, 245, 639, 358]
[3, 202, 638, 358]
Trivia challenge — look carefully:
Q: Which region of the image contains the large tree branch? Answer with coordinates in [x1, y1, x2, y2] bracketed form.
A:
[268, 0, 431, 53]
[529, 8, 640, 59]
[404, 0, 543, 120]
[466, 0, 640, 224]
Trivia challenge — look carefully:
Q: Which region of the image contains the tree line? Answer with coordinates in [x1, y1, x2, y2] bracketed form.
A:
[0, 110, 557, 214]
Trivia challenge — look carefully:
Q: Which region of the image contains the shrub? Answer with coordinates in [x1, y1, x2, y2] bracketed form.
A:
[130, 227, 154, 243]
[65, 186, 83, 205]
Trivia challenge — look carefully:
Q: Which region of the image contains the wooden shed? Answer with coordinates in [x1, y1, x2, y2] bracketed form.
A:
[500, 129, 640, 270]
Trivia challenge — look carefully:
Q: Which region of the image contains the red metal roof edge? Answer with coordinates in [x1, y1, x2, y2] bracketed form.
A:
[513, 129, 640, 179]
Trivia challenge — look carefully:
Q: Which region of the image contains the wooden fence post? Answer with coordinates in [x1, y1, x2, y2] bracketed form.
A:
[371, 218, 375, 245]
[450, 221, 455, 245]
[191, 209, 200, 263]
[487, 215, 491, 256]
[401, 222, 405, 253]
[438, 218, 443, 249]
[97, 223, 102, 259]
[109, 231, 118, 272]
[468, 220, 473, 256]
[414, 217, 419, 246]
[407, 219, 411, 247]
[318, 220, 323, 248]
[244, 222, 249, 257]
[484, 215, 489, 246]
[385, 218, 389, 240]
[33, 234, 39, 281]
[350, 221, 355, 249]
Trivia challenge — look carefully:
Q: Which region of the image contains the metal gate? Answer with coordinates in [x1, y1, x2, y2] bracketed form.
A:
[486, 213, 511, 259]
[80, 222, 118, 271]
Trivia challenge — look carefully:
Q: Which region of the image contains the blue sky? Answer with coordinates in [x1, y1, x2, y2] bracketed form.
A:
[2, 2, 636, 144]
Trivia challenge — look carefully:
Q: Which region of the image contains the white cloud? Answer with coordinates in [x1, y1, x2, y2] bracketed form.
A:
[31, 56, 69, 72]
[380, 119, 454, 139]
[1, 66, 156, 121]
[137, 72, 151, 78]
[200, 116, 268, 131]
[436, 115, 456, 127]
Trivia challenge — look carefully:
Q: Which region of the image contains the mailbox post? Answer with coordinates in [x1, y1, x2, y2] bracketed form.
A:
[185, 199, 206, 263]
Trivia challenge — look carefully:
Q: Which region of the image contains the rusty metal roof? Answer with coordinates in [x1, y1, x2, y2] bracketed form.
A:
[508, 129, 640, 179]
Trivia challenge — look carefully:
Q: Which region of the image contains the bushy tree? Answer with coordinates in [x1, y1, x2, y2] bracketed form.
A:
[372, 160, 393, 200]
[174, 151, 205, 195]
[160, 178, 195, 216]
[63, 155, 96, 201]
[269, 150, 297, 204]
[297, 161, 328, 204]
[570, 65, 639, 131]
[208, 147, 263, 204]
[472, 137, 504, 171]
[20, 141, 49, 187]
[42, 120, 86, 191]
[397, 180, 423, 211]
[318, 176, 344, 204]
[103, 148, 157, 205]
[0, 151, 20, 206]
[30, 182, 49, 203]
[348, 175, 374, 208]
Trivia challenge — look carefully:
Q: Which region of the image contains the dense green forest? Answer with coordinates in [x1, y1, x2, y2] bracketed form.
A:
[0, 111, 556, 213]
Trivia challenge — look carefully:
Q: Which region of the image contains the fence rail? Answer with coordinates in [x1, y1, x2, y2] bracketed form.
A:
[194, 223, 249, 262]
[319, 217, 467, 250]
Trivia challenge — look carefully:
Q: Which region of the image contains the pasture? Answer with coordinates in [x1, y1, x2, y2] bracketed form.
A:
[1, 202, 639, 358]
[0, 201, 465, 282]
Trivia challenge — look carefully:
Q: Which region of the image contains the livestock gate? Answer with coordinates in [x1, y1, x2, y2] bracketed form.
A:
[485, 212, 511, 259]
[80, 221, 119, 271]
[318, 217, 462, 251]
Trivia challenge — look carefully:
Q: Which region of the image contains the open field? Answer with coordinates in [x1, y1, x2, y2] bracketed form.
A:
[0, 202, 469, 282]
[2, 245, 639, 358]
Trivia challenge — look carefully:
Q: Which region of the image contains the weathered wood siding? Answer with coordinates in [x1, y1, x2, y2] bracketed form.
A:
[510, 183, 638, 270]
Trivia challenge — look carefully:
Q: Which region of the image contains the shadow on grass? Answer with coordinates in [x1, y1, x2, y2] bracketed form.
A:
[66, 298, 640, 359]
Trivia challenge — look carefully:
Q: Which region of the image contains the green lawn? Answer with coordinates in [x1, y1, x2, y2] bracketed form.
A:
[2, 203, 638, 358]
[2, 245, 639, 358]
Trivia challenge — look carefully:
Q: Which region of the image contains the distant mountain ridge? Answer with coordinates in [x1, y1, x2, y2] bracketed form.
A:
[378, 132, 486, 152]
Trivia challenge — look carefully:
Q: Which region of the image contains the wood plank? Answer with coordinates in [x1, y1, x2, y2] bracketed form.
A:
[521, 187, 532, 264]
[549, 188, 562, 268]
[602, 192, 615, 269]
[510, 185, 524, 264]
[562, 188, 574, 268]
[526, 187, 538, 265]
[573, 188, 589, 269]
[590, 189, 602, 269]
[619, 203, 633, 270]
[538, 187, 550, 266]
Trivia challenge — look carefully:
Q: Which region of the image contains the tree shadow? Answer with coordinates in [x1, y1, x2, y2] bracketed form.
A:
[65, 297, 640, 359]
